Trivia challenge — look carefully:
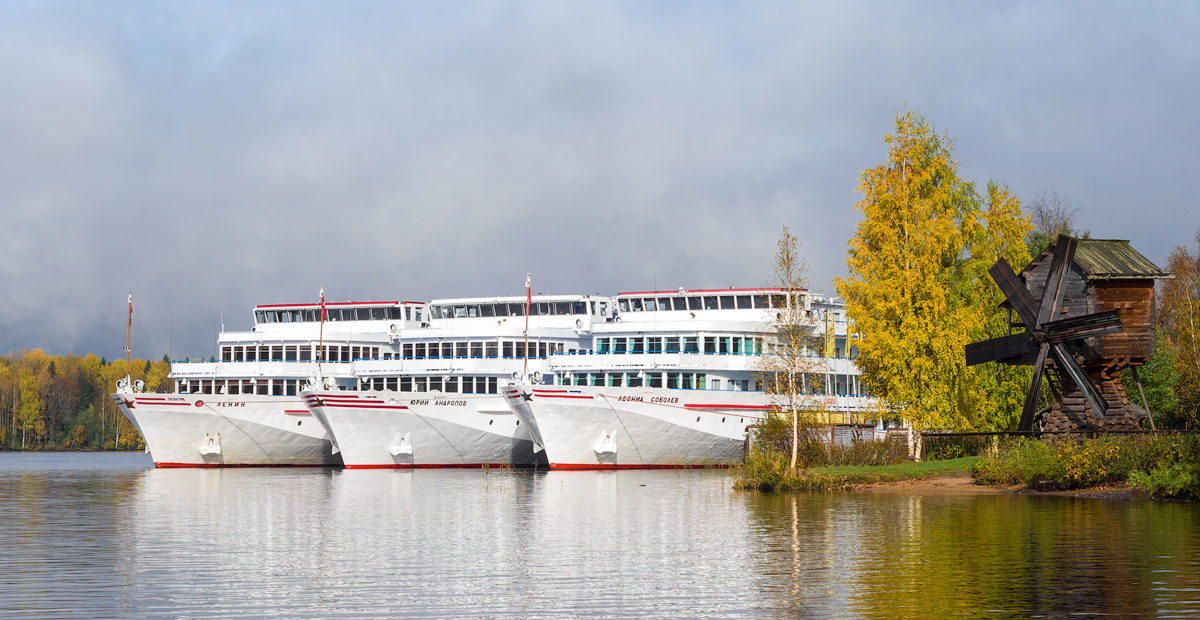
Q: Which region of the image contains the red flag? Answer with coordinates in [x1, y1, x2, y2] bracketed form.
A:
[526, 274, 532, 308]
[128, 294, 133, 327]
[320, 288, 327, 322]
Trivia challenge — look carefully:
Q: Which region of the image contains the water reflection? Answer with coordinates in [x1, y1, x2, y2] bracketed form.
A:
[1, 454, 1197, 619]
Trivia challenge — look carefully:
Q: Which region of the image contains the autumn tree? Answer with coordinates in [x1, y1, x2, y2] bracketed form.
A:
[758, 226, 824, 469]
[836, 109, 1032, 443]
[1160, 230, 1200, 427]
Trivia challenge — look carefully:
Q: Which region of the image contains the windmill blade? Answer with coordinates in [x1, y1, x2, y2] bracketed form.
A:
[1041, 310, 1122, 342]
[1050, 342, 1108, 417]
[1018, 343, 1050, 432]
[966, 333, 1039, 366]
[1036, 235, 1078, 326]
[989, 259, 1039, 329]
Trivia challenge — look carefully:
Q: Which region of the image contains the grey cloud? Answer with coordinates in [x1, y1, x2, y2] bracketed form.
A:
[0, 1, 1196, 362]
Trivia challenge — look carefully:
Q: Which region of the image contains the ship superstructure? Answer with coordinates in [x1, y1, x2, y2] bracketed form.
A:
[301, 294, 610, 468]
[112, 299, 426, 467]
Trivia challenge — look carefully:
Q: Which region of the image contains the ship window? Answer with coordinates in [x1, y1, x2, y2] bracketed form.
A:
[665, 337, 680, 353]
[682, 374, 693, 389]
[710, 379, 721, 391]
[666, 297, 681, 311]
[291, 310, 303, 322]
[539, 343, 547, 358]
[427, 343, 440, 359]
[400, 377, 412, 392]
[486, 342, 498, 358]
[618, 299, 629, 313]
[471, 342, 483, 358]
[480, 304, 495, 318]
[453, 305, 466, 318]
[770, 294, 786, 309]
[515, 342, 525, 359]
[644, 299, 657, 311]
[574, 301, 587, 315]
[338, 346, 348, 362]
[488, 377, 498, 394]
[254, 311, 265, 324]
[227, 382, 239, 395]
[368, 308, 382, 320]
[703, 296, 718, 310]
[687, 297, 702, 311]
[538, 302, 550, 316]
[720, 296, 735, 310]
[245, 347, 258, 362]
[456, 343, 468, 358]
[386, 307, 400, 320]
[270, 346, 281, 361]
[286, 380, 297, 396]
[736, 295, 751, 309]
[630, 338, 644, 354]
[648, 337, 662, 354]
[285, 346, 297, 361]
[372, 377, 384, 391]
[630, 298, 643, 311]
[414, 343, 425, 359]
[753, 295, 768, 308]
[233, 346, 244, 362]
[415, 377, 427, 392]
[445, 377, 458, 393]
[429, 377, 442, 392]
[429, 306, 443, 320]
[503, 342, 513, 358]
[441, 343, 452, 358]
[649, 373, 663, 388]
[610, 373, 623, 387]
[221, 347, 232, 362]
[462, 377, 474, 393]
[684, 337, 699, 353]
[613, 338, 627, 354]
[414, 308, 422, 322]
[387, 377, 397, 391]
[628, 373, 642, 387]
[596, 338, 610, 354]
[300, 346, 311, 362]
[272, 381, 283, 396]
[352, 346, 361, 360]
[704, 337, 716, 354]
[403, 307, 411, 321]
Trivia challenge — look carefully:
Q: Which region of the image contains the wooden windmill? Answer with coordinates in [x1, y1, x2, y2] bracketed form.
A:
[966, 235, 1172, 432]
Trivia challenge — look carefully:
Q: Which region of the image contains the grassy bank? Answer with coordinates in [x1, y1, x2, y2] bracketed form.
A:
[972, 433, 1200, 500]
[733, 451, 979, 491]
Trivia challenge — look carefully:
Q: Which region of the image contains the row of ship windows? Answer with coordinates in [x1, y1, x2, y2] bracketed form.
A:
[179, 379, 306, 396]
[401, 341, 576, 360]
[596, 336, 765, 355]
[558, 372, 756, 391]
[617, 293, 800, 313]
[221, 345, 384, 363]
[256, 306, 422, 325]
[427, 301, 603, 320]
[357, 376, 501, 394]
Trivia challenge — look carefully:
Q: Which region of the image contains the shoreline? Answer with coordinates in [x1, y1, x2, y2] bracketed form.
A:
[853, 470, 1154, 501]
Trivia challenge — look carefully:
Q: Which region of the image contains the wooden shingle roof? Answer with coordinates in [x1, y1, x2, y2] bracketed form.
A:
[1072, 239, 1172, 280]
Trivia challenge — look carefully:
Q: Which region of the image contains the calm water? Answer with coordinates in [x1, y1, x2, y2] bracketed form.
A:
[1, 453, 1197, 619]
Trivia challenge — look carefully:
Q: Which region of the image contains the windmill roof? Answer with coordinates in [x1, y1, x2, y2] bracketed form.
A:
[1071, 239, 1172, 280]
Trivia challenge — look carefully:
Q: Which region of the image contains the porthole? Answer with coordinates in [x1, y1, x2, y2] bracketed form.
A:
[696, 416, 700, 422]
[297, 421, 302, 426]
[722, 417, 726, 423]
[489, 420, 493, 425]
[516, 420, 520, 425]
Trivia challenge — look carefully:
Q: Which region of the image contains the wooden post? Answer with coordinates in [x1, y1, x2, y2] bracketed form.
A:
[1132, 366, 1156, 432]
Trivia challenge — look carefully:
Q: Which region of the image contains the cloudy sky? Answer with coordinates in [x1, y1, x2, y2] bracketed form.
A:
[1, 1, 1197, 361]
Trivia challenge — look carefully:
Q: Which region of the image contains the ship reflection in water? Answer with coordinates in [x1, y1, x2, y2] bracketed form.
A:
[1, 453, 1196, 619]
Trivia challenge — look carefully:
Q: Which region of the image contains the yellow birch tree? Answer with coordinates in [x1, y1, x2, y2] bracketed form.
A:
[836, 109, 1031, 436]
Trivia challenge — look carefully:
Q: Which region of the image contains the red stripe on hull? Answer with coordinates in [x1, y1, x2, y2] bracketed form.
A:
[548, 462, 733, 470]
[343, 463, 543, 470]
[682, 404, 771, 410]
[153, 462, 337, 469]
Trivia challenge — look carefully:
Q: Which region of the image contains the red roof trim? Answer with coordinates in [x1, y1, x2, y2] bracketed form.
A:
[254, 301, 424, 310]
[616, 288, 807, 296]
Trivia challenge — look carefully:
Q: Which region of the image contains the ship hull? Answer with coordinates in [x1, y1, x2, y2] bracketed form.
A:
[502, 385, 770, 469]
[301, 391, 544, 469]
[111, 393, 340, 467]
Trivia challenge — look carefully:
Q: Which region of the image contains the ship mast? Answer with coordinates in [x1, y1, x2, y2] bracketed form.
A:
[125, 292, 133, 387]
[317, 287, 326, 380]
[523, 274, 531, 380]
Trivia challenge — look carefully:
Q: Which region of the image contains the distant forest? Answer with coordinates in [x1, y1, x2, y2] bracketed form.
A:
[0, 350, 168, 451]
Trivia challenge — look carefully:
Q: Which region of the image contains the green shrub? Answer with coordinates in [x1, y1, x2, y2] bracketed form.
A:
[1129, 462, 1200, 499]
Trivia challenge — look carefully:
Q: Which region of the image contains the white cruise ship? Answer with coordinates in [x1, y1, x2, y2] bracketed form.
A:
[301, 294, 610, 468]
[112, 298, 427, 467]
[501, 288, 874, 469]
